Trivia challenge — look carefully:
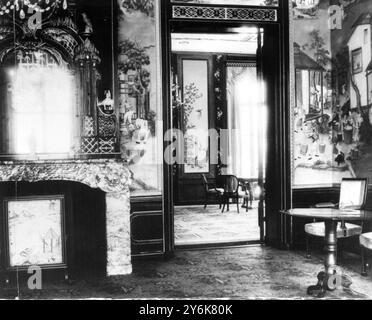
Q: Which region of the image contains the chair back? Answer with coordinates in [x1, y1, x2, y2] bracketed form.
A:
[339, 178, 368, 210]
[224, 175, 239, 194]
[201, 174, 209, 192]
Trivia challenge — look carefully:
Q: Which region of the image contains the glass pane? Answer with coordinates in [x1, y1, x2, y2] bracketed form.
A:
[182, 60, 209, 173]
[226, 64, 266, 179]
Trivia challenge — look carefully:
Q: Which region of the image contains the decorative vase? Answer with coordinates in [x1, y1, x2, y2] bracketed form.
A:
[319, 143, 326, 154]
[343, 127, 353, 145]
[300, 144, 308, 156]
[351, 149, 359, 160]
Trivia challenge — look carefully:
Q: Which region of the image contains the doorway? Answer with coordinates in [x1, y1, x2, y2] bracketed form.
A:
[170, 27, 267, 247]
[161, 1, 291, 256]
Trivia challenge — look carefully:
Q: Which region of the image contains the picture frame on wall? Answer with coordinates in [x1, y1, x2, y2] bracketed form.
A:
[352, 48, 363, 74]
[3, 196, 67, 270]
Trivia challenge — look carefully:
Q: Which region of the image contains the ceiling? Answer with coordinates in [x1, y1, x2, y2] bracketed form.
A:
[171, 31, 258, 55]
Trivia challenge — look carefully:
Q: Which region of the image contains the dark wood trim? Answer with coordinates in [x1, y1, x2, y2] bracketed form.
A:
[162, 1, 291, 251]
[266, 0, 291, 248]
[176, 240, 262, 251]
[161, 0, 175, 258]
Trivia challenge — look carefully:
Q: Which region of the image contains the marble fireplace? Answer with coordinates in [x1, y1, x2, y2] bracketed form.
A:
[0, 159, 132, 276]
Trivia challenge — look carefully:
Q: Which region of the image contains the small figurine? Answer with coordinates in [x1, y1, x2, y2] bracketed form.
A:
[97, 90, 116, 137]
[133, 119, 150, 144]
[97, 90, 114, 115]
[123, 101, 135, 124]
[335, 152, 345, 166]
[82, 13, 93, 35]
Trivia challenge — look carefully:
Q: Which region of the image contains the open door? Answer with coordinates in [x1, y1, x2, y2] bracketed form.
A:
[256, 28, 266, 243]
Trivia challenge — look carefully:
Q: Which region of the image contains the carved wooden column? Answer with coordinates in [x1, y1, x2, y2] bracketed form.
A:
[74, 38, 101, 154]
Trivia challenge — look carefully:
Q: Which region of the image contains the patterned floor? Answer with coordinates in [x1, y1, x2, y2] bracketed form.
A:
[3, 246, 372, 299]
[174, 202, 261, 245]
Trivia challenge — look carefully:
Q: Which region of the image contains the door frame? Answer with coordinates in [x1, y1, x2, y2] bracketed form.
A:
[161, 1, 291, 256]
[171, 53, 217, 206]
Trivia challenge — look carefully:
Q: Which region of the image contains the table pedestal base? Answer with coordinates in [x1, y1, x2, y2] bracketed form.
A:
[307, 220, 353, 297]
[307, 271, 352, 298]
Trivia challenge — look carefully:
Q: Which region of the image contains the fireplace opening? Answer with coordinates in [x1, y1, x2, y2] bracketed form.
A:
[0, 181, 107, 280]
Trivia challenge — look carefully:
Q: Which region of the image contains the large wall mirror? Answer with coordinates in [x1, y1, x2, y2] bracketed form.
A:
[0, 0, 117, 160]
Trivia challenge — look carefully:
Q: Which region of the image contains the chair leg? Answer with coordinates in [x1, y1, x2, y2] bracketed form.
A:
[361, 246, 368, 277]
[237, 198, 239, 214]
[306, 234, 312, 259]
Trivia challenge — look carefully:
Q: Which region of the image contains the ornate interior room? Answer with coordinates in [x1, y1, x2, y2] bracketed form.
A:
[0, 0, 372, 300]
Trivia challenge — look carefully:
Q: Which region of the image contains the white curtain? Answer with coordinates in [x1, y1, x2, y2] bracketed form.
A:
[226, 63, 266, 179]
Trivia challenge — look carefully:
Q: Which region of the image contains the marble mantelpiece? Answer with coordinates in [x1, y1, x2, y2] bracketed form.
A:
[0, 159, 132, 276]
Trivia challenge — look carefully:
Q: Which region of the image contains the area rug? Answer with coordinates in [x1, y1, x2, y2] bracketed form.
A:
[174, 203, 261, 245]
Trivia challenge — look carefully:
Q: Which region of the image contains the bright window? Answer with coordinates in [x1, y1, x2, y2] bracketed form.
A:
[8, 51, 74, 155]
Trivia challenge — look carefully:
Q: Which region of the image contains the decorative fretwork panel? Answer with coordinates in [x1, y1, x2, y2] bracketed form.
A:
[226, 8, 277, 21]
[98, 114, 117, 137]
[99, 137, 116, 154]
[81, 137, 99, 154]
[83, 115, 95, 137]
[172, 5, 277, 22]
[42, 28, 79, 59]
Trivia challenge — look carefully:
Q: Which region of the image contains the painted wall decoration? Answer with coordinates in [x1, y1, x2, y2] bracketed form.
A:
[181, 60, 209, 174]
[331, 0, 372, 184]
[293, 0, 372, 187]
[292, 0, 353, 187]
[117, 0, 162, 195]
[6, 198, 64, 268]
[292, 0, 321, 19]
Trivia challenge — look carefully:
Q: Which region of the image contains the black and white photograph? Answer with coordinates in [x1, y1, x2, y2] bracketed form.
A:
[0, 0, 371, 307]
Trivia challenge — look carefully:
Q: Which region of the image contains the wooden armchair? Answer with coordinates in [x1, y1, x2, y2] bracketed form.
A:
[201, 174, 224, 209]
[221, 175, 248, 213]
